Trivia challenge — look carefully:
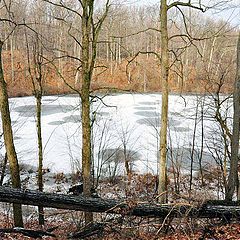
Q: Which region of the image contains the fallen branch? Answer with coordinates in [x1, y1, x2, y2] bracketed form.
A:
[69, 222, 105, 239]
[0, 187, 240, 219]
[0, 227, 56, 238]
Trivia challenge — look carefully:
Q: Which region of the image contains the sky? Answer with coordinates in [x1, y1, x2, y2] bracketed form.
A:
[124, 0, 240, 26]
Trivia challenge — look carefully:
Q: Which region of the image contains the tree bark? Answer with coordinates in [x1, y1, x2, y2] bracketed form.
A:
[81, 0, 94, 224]
[158, 0, 169, 204]
[0, 153, 8, 186]
[226, 32, 240, 201]
[0, 41, 23, 227]
[0, 187, 240, 219]
[36, 94, 44, 225]
[10, 37, 14, 83]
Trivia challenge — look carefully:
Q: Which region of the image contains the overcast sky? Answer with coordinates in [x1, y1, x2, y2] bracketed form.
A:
[124, 0, 240, 26]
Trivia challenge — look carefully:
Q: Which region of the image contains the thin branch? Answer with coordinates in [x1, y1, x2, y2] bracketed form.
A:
[41, 56, 81, 97]
[90, 94, 116, 108]
[126, 51, 160, 83]
[42, 0, 82, 19]
[111, 27, 161, 39]
[67, 22, 83, 49]
[168, 1, 206, 12]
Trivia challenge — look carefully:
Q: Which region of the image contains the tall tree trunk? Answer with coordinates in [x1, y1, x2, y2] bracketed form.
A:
[158, 0, 169, 204]
[10, 37, 14, 83]
[36, 94, 44, 225]
[189, 101, 198, 196]
[81, 0, 93, 224]
[25, 30, 45, 225]
[226, 32, 240, 201]
[0, 40, 23, 227]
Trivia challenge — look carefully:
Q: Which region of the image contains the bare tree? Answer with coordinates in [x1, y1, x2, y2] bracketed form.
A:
[42, 0, 110, 224]
[158, 0, 209, 203]
[226, 32, 240, 201]
[0, 1, 23, 227]
[25, 29, 45, 225]
[0, 40, 23, 227]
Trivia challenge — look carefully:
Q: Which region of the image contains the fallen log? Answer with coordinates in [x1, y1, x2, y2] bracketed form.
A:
[0, 227, 56, 238]
[0, 187, 240, 219]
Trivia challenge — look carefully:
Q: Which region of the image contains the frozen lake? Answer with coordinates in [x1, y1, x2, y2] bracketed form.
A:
[0, 93, 232, 175]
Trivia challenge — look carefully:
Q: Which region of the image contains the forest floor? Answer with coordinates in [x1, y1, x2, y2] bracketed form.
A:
[0, 166, 239, 239]
[1, 211, 240, 239]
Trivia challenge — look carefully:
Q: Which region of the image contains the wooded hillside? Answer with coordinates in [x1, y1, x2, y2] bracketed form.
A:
[1, 2, 237, 97]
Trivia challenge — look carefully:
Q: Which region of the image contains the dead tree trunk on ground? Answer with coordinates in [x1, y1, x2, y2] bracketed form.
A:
[0, 187, 240, 219]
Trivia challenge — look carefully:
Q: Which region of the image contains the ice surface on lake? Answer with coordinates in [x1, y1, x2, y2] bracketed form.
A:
[0, 93, 233, 174]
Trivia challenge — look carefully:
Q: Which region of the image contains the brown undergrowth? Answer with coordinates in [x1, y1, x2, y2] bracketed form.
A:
[0, 169, 237, 239]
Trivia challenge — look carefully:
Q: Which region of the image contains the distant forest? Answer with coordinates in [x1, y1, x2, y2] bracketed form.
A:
[1, 1, 238, 97]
